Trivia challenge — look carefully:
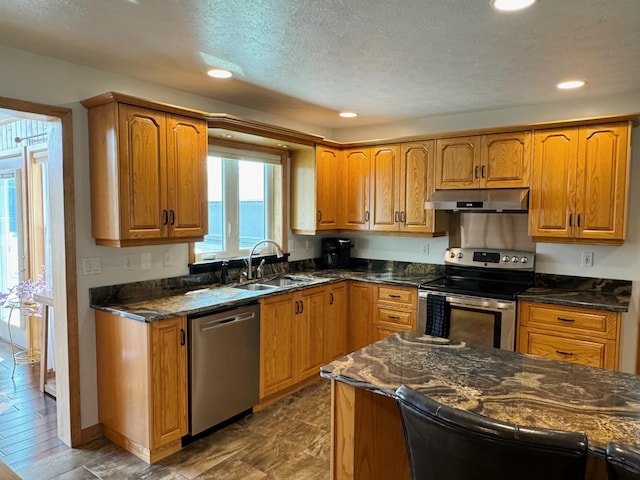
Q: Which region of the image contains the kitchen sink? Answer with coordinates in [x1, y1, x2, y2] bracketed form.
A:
[258, 276, 311, 287]
[236, 283, 278, 291]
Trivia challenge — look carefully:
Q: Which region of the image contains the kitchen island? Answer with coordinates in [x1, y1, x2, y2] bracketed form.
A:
[321, 332, 640, 480]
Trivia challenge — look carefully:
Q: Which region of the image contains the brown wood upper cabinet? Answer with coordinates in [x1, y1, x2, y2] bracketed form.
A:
[435, 131, 531, 189]
[529, 122, 630, 245]
[370, 142, 440, 233]
[342, 147, 371, 230]
[291, 145, 342, 234]
[83, 96, 208, 246]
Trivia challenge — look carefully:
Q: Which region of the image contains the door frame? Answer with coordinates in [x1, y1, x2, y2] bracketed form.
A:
[0, 96, 80, 447]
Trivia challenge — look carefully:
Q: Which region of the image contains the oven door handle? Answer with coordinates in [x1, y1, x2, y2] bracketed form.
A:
[420, 291, 514, 311]
[445, 296, 514, 311]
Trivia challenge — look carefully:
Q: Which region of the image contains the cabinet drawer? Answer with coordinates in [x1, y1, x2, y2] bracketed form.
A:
[376, 286, 416, 307]
[376, 307, 415, 329]
[521, 329, 609, 368]
[521, 302, 616, 337]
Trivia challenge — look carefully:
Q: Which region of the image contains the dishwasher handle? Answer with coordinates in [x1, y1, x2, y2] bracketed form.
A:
[200, 310, 257, 332]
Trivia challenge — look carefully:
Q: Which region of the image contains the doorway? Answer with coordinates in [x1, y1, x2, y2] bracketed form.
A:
[0, 97, 79, 448]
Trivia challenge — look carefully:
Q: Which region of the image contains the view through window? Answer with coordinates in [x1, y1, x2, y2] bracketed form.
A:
[195, 149, 283, 262]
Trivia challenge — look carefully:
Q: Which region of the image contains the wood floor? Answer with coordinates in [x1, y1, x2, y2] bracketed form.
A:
[0, 339, 331, 479]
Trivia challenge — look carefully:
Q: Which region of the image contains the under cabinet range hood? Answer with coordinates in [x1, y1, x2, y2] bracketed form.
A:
[425, 188, 529, 212]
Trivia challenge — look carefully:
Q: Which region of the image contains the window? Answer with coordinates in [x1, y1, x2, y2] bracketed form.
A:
[194, 145, 285, 262]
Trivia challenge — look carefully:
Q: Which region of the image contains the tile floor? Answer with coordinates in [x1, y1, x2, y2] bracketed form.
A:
[7, 365, 331, 480]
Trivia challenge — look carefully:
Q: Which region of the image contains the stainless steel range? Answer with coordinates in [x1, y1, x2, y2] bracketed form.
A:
[418, 247, 535, 350]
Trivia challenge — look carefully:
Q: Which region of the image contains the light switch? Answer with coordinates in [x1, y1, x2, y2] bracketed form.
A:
[141, 252, 152, 270]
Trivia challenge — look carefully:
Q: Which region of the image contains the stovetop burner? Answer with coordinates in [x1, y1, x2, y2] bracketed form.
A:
[419, 247, 536, 300]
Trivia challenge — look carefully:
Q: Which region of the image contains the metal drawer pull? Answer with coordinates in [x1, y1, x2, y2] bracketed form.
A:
[388, 315, 400, 320]
[388, 294, 401, 299]
[569, 213, 573, 227]
[556, 350, 574, 356]
[557, 317, 575, 323]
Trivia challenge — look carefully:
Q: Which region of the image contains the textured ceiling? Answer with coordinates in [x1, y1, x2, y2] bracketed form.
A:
[0, 0, 639, 128]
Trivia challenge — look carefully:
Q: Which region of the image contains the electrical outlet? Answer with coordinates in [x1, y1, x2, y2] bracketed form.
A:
[421, 243, 429, 255]
[124, 255, 134, 270]
[581, 251, 594, 267]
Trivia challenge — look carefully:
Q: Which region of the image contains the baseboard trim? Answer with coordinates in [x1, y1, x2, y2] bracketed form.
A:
[80, 423, 104, 445]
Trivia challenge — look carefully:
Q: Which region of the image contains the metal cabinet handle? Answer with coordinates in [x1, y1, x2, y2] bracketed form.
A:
[557, 317, 575, 323]
[294, 301, 299, 314]
[394, 211, 399, 222]
[474, 166, 479, 179]
[389, 294, 401, 299]
[329, 292, 334, 305]
[388, 315, 400, 320]
[556, 350, 574, 356]
[180, 328, 185, 346]
[163, 209, 169, 225]
[365, 211, 370, 222]
[170, 209, 175, 225]
[577, 213, 581, 227]
[317, 210, 322, 222]
[299, 300, 304, 314]
[569, 213, 573, 227]
[481, 165, 485, 178]
[401, 211, 405, 223]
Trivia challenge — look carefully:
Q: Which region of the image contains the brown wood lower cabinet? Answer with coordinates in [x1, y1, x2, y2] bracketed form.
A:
[517, 301, 621, 370]
[95, 312, 187, 463]
[259, 282, 348, 400]
[374, 285, 417, 340]
[348, 281, 374, 351]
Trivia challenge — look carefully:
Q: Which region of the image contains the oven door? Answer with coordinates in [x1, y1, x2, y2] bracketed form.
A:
[417, 290, 516, 351]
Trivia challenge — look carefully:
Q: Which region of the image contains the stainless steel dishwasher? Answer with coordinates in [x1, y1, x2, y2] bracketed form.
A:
[189, 302, 260, 436]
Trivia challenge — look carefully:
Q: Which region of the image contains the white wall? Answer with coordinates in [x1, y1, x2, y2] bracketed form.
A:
[2, 43, 639, 430]
[333, 105, 640, 374]
[0, 44, 332, 429]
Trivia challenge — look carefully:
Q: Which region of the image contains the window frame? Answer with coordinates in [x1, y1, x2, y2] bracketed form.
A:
[190, 139, 288, 265]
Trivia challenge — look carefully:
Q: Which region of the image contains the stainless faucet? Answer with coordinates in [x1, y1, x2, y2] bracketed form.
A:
[247, 239, 284, 280]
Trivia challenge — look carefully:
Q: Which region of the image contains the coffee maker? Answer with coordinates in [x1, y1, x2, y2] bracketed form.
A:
[321, 238, 352, 268]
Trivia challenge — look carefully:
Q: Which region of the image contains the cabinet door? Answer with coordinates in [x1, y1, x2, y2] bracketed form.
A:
[150, 317, 188, 448]
[400, 142, 433, 233]
[575, 123, 629, 241]
[166, 115, 208, 238]
[316, 146, 343, 230]
[370, 145, 400, 231]
[260, 293, 296, 398]
[518, 328, 614, 369]
[296, 287, 326, 380]
[324, 282, 348, 361]
[435, 136, 481, 189]
[343, 148, 370, 230]
[348, 282, 373, 351]
[118, 104, 167, 240]
[482, 132, 531, 188]
[529, 128, 579, 239]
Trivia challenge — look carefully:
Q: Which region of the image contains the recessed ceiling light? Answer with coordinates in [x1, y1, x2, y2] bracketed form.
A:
[493, 0, 536, 11]
[207, 68, 233, 79]
[557, 80, 586, 90]
[339, 112, 358, 118]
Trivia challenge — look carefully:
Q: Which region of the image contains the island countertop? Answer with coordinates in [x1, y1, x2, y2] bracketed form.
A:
[321, 331, 640, 456]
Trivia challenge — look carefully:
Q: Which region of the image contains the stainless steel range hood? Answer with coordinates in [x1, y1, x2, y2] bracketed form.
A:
[425, 188, 529, 212]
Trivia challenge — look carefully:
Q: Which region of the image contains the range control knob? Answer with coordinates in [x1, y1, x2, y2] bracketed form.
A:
[457, 252, 463, 259]
[502, 255, 510, 263]
[520, 256, 529, 264]
[449, 251, 456, 258]
[511, 256, 519, 263]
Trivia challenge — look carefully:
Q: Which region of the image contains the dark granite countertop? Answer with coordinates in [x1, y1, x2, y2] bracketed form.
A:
[91, 270, 441, 322]
[518, 274, 631, 312]
[518, 288, 630, 312]
[321, 331, 640, 456]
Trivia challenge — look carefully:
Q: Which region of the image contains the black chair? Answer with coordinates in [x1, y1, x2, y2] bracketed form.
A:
[395, 385, 588, 480]
[607, 443, 640, 479]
